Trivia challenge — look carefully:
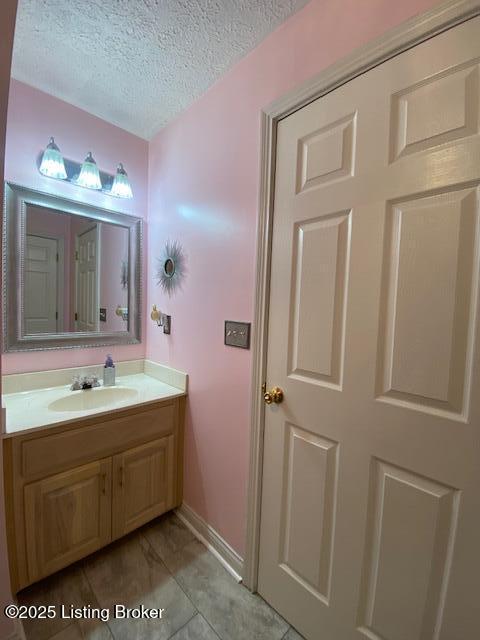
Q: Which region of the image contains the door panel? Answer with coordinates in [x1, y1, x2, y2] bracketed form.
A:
[289, 211, 351, 388]
[377, 187, 478, 418]
[390, 62, 479, 160]
[112, 436, 175, 539]
[25, 235, 58, 334]
[297, 113, 357, 192]
[76, 225, 99, 332]
[280, 425, 338, 604]
[357, 461, 459, 640]
[24, 458, 112, 583]
[258, 16, 480, 640]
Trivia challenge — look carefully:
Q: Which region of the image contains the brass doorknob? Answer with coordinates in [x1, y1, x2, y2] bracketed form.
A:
[264, 386, 284, 405]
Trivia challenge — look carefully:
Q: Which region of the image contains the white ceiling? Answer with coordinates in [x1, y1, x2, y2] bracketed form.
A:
[11, 0, 309, 140]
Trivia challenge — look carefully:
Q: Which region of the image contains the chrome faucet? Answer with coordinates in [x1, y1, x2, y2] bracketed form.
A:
[71, 374, 100, 391]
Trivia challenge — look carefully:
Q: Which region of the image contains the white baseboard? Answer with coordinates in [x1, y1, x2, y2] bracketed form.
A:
[175, 503, 243, 583]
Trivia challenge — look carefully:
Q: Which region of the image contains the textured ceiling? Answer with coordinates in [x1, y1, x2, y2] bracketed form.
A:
[11, 0, 309, 139]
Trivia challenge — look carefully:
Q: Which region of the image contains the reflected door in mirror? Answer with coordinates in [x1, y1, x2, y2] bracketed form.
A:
[23, 204, 130, 335]
[25, 235, 59, 334]
[75, 225, 99, 332]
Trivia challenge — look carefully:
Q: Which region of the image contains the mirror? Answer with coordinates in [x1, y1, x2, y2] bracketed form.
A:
[164, 258, 175, 278]
[25, 207, 129, 334]
[3, 182, 142, 352]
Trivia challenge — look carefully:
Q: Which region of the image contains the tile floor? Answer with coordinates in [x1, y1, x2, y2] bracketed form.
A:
[18, 512, 305, 640]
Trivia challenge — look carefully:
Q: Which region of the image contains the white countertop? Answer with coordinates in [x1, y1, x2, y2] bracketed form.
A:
[3, 373, 185, 435]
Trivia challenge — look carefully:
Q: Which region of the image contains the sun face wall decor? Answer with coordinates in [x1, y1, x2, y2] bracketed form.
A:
[156, 240, 187, 296]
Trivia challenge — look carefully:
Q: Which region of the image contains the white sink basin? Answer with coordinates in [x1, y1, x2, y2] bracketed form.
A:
[48, 386, 138, 412]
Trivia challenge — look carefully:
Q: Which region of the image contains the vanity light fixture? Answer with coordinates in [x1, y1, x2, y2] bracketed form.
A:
[39, 137, 67, 180]
[76, 152, 102, 190]
[37, 137, 133, 199]
[110, 163, 133, 199]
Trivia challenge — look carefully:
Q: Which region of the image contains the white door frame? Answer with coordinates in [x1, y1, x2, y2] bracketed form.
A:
[56, 237, 65, 332]
[244, 0, 480, 591]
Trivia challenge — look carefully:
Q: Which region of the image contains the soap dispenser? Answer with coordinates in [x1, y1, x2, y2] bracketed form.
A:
[103, 354, 116, 387]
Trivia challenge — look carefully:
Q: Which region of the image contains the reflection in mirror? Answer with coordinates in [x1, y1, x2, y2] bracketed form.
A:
[164, 258, 175, 278]
[3, 182, 142, 352]
[25, 205, 129, 335]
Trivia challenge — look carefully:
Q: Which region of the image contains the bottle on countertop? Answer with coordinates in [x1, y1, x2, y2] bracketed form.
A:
[103, 354, 116, 387]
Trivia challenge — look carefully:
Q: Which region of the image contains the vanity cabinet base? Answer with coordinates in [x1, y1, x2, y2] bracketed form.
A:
[3, 396, 185, 593]
[24, 458, 112, 584]
[112, 435, 175, 540]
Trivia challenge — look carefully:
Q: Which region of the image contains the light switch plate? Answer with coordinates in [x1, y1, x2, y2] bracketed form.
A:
[225, 321, 251, 349]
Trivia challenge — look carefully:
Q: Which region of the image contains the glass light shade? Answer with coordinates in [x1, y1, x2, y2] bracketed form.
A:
[77, 152, 102, 190]
[110, 163, 133, 198]
[39, 137, 67, 179]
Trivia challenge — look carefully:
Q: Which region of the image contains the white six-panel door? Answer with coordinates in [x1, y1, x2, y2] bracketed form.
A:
[258, 17, 480, 640]
[76, 225, 99, 332]
[25, 235, 58, 334]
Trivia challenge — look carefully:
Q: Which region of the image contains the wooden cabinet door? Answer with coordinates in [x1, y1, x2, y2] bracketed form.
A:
[24, 458, 112, 583]
[112, 436, 175, 539]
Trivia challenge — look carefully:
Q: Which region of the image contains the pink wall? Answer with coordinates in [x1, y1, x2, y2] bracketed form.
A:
[147, 0, 442, 555]
[3, 80, 148, 373]
[0, 2, 18, 637]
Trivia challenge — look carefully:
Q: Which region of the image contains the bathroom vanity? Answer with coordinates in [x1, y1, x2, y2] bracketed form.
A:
[1, 183, 188, 593]
[2, 364, 186, 593]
